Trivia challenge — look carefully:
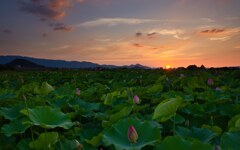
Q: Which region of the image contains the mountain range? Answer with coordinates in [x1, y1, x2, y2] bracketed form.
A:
[0, 55, 151, 69]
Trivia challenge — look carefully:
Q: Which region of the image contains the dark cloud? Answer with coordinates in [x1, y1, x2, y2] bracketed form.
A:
[133, 43, 144, 47]
[200, 29, 225, 34]
[51, 23, 73, 31]
[42, 33, 48, 37]
[147, 32, 157, 36]
[18, 0, 67, 20]
[147, 32, 158, 39]
[135, 32, 142, 37]
[3, 29, 13, 34]
[18, 0, 81, 32]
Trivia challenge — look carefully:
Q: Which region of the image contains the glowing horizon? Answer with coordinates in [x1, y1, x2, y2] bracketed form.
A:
[0, 0, 239, 67]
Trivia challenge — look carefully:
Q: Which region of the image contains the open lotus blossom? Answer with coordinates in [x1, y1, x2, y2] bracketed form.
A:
[207, 78, 214, 85]
[128, 125, 138, 144]
[133, 95, 140, 104]
[76, 88, 80, 96]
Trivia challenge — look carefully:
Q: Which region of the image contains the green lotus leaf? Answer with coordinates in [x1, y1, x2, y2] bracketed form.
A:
[191, 140, 213, 150]
[102, 106, 132, 127]
[154, 136, 213, 150]
[1, 118, 31, 137]
[0, 105, 24, 120]
[147, 84, 163, 94]
[152, 97, 182, 122]
[220, 132, 240, 150]
[21, 106, 74, 129]
[85, 133, 102, 147]
[103, 117, 161, 150]
[202, 124, 222, 135]
[16, 138, 31, 150]
[54, 139, 79, 150]
[154, 136, 192, 150]
[69, 98, 100, 112]
[0, 92, 15, 101]
[176, 126, 217, 143]
[29, 132, 58, 149]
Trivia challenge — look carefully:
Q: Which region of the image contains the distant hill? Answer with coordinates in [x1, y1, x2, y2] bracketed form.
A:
[6, 58, 45, 69]
[0, 55, 101, 69]
[0, 55, 151, 69]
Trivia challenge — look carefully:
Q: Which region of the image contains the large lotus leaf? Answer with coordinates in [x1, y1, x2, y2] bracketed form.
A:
[69, 98, 100, 112]
[85, 133, 102, 147]
[47, 97, 69, 109]
[191, 140, 213, 150]
[220, 132, 240, 150]
[1, 118, 31, 137]
[102, 106, 132, 127]
[21, 106, 74, 129]
[0, 92, 15, 101]
[154, 136, 213, 150]
[54, 139, 78, 150]
[176, 126, 216, 143]
[16, 139, 31, 150]
[0, 133, 16, 149]
[103, 117, 161, 150]
[154, 136, 192, 150]
[147, 84, 163, 94]
[0, 105, 24, 120]
[29, 132, 58, 149]
[152, 97, 182, 122]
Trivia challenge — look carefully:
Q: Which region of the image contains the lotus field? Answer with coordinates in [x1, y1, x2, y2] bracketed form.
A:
[0, 69, 240, 150]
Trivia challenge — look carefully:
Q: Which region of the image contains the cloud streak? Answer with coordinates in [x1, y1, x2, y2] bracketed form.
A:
[78, 18, 157, 27]
[199, 27, 240, 41]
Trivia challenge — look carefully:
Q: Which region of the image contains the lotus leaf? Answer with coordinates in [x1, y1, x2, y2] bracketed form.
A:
[29, 132, 58, 149]
[1, 118, 31, 137]
[21, 106, 74, 129]
[0, 105, 24, 120]
[103, 117, 161, 150]
[152, 97, 182, 122]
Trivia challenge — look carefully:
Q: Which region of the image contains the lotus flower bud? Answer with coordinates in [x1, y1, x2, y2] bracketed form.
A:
[74, 140, 83, 150]
[215, 87, 221, 91]
[179, 74, 185, 78]
[76, 88, 80, 96]
[128, 125, 138, 144]
[207, 78, 214, 85]
[40, 82, 54, 95]
[214, 145, 220, 150]
[133, 95, 140, 104]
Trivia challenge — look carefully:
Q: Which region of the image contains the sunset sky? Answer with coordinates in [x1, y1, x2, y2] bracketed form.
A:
[0, 0, 239, 67]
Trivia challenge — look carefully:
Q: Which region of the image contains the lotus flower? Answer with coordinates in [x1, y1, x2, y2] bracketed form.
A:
[76, 88, 80, 96]
[74, 140, 83, 150]
[215, 87, 221, 91]
[207, 78, 214, 85]
[133, 95, 140, 104]
[128, 125, 138, 144]
[40, 82, 54, 95]
[180, 74, 185, 78]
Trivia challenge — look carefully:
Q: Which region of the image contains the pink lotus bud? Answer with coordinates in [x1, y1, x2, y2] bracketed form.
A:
[74, 140, 83, 150]
[214, 145, 220, 150]
[180, 74, 185, 78]
[128, 125, 138, 144]
[207, 78, 214, 85]
[76, 88, 80, 96]
[215, 87, 221, 91]
[133, 95, 140, 104]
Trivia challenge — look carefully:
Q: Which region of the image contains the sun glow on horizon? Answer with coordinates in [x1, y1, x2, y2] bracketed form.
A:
[165, 65, 171, 69]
